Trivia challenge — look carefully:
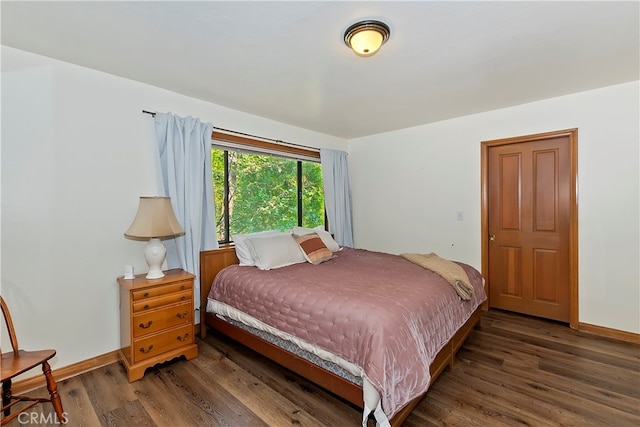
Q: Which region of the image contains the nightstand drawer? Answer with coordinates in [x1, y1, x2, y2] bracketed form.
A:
[133, 324, 194, 363]
[132, 290, 191, 313]
[133, 301, 192, 339]
[132, 281, 191, 301]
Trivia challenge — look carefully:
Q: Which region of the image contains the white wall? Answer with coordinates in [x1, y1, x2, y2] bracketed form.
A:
[1, 46, 347, 371]
[349, 81, 640, 334]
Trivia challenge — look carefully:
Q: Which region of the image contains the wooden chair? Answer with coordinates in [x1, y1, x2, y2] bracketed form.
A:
[1, 296, 64, 425]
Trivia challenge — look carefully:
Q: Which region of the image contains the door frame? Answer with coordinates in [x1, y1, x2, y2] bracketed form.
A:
[481, 128, 579, 329]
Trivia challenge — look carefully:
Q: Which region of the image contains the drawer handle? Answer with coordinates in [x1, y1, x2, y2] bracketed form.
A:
[143, 292, 149, 298]
[138, 321, 153, 329]
[144, 304, 150, 310]
[139, 345, 154, 354]
[180, 285, 185, 290]
[176, 311, 188, 319]
[177, 333, 190, 342]
[181, 296, 186, 301]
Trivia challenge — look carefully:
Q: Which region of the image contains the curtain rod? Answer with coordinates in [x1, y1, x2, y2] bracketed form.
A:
[142, 110, 319, 152]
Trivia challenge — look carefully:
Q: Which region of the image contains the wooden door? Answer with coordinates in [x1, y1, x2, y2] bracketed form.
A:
[482, 130, 577, 324]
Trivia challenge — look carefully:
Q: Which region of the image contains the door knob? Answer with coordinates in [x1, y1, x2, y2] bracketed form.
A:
[489, 234, 496, 241]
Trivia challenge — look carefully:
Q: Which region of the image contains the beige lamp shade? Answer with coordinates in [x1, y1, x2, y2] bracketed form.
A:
[124, 196, 184, 239]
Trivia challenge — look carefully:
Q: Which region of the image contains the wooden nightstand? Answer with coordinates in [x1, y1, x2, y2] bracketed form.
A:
[118, 268, 198, 382]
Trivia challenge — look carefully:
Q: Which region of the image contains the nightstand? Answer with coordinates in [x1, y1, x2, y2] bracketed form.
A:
[118, 268, 198, 382]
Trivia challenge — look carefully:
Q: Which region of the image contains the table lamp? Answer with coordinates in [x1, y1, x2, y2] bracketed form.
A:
[124, 196, 184, 279]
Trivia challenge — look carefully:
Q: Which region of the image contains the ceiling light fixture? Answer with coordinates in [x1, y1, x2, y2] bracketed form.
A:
[343, 20, 390, 57]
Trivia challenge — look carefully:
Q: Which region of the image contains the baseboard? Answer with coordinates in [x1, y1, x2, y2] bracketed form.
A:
[11, 350, 121, 395]
[578, 322, 640, 344]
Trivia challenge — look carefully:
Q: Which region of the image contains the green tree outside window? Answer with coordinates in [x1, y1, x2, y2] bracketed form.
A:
[212, 148, 324, 242]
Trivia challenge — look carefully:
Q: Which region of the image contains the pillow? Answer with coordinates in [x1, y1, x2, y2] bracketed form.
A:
[246, 233, 306, 270]
[232, 230, 283, 266]
[291, 226, 340, 252]
[293, 233, 336, 265]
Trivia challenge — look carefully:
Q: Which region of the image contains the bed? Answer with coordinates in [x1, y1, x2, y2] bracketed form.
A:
[200, 237, 486, 427]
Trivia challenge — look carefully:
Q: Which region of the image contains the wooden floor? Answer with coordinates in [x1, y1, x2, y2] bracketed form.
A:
[7, 310, 639, 426]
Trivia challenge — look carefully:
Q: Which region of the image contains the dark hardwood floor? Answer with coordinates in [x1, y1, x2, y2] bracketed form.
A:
[8, 310, 639, 426]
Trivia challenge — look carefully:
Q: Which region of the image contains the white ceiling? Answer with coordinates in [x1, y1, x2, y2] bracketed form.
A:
[2, 1, 638, 139]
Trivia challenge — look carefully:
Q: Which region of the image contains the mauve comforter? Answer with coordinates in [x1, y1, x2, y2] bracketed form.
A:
[208, 247, 486, 419]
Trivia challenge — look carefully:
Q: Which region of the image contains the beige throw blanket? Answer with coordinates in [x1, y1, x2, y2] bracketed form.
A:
[401, 252, 474, 300]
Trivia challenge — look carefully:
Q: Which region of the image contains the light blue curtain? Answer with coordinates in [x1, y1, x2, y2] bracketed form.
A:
[154, 112, 218, 315]
[320, 148, 355, 247]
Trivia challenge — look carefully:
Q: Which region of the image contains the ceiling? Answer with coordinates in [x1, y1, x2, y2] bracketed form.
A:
[2, 1, 638, 139]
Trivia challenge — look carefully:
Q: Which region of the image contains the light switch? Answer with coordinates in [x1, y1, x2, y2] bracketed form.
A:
[456, 211, 464, 221]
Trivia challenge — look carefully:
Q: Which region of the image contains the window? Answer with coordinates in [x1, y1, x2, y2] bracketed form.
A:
[211, 132, 324, 243]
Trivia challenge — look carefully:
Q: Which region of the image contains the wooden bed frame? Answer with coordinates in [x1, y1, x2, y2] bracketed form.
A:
[199, 245, 482, 426]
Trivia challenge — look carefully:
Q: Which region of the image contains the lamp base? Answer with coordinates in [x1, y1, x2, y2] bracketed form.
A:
[145, 270, 165, 280]
[144, 237, 166, 279]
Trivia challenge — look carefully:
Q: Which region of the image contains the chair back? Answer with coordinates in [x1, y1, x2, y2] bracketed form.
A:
[0, 296, 20, 356]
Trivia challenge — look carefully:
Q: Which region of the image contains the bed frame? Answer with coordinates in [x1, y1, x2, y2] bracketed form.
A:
[199, 245, 482, 426]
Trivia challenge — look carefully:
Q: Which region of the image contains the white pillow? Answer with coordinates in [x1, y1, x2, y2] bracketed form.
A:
[232, 230, 283, 266]
[291, 226, 340, 252]
[246, 233, 306, 270]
